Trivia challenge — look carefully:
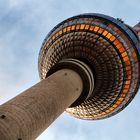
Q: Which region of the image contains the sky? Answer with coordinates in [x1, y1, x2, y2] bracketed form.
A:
[0, 0, 140, 140]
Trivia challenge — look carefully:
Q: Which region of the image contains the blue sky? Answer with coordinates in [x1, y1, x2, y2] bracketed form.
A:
[0, 0, 140, 140]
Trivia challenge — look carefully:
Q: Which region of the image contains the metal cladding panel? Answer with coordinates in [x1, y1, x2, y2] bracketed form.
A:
[133, 22, 140, 41]
[38, 13, 140, 120]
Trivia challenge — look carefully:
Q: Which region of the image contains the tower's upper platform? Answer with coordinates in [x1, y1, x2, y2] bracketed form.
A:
[38, 13, 140, 120]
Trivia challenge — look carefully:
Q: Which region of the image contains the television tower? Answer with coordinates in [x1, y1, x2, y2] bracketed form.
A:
[0, 13, 140, 140]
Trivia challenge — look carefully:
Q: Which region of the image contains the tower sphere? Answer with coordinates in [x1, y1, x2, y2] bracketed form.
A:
[38, 13, 140, 120]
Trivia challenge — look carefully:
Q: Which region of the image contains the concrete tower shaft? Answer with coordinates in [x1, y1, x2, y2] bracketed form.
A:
[0, 59, 93, 140]
[0, 69, 83, 140]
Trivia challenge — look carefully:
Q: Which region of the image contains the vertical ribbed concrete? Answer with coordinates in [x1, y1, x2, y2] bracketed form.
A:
[0, 69, 83, 140]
